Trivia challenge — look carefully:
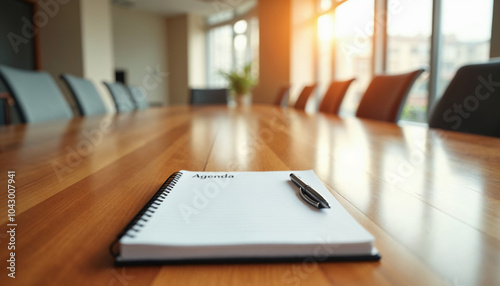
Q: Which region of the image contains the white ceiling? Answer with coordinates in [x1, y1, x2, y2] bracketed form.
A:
[114, 0, 244, 16]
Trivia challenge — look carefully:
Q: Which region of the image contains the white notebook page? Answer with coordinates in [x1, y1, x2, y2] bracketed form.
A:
[121, 170, 374, 250]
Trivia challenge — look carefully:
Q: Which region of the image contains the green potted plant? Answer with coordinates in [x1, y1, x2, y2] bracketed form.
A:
[219, 63, 257, 106]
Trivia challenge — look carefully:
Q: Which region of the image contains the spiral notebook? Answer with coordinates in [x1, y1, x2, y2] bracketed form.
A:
[111, 170, 380, 265]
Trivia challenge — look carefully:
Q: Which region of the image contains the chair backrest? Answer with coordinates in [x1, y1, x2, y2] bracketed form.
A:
[0, 96, 5, 126]
[103, 82, 135, 112]
[0, 65, 73, 123]
[190, 88, 228, 105]
[61, 74, 107, 116]
[356, 69, 424, 122]
[318, 78, 355, 114]
[274, 85, 291, 107]
[127, 86, 149, 109]
[294, 84, 317, 110]
[428, 61, 500, 137]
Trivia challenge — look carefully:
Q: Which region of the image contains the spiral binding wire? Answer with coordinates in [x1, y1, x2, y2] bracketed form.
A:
[110, 172, 183, 257]
[122, 172, 182, 238]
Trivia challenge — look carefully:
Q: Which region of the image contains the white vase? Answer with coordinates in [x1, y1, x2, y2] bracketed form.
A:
[228, 93, 252, 107]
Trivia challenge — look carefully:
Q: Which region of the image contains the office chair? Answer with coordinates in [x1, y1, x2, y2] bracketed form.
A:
[61, 74, 108, 116]
[0, 97, 4, 125]
[190, 88, 228, 105]
[103, 82, 135, 112]
[428, 61, 500, 137]
[274, 85, 291, 107]
[356, 69, 424, 122]
[127, 86, 149, 109]
[0, 65, 73, 123]
[294, 84, 317, 110]
[318, 78, 355, 114]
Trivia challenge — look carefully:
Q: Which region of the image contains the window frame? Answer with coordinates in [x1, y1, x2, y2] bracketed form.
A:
[323, 0, 495, 122]
[205, 6, 258, 87]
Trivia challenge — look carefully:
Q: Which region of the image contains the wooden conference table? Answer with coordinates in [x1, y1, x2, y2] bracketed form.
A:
[0, 105, 499, 285]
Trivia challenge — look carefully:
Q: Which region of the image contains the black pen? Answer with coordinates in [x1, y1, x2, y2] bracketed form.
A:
[290, 173, 330, 209]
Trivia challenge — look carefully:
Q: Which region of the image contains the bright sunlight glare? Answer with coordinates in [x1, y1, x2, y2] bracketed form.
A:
[318, 14, 334, 41]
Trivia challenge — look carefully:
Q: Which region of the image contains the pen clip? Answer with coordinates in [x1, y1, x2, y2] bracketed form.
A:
[299, 187, 320, 208]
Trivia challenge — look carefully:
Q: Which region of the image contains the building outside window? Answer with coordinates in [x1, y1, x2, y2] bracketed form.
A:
[320, 0, 493, 122]
[387, 0, 432, 123]
[334, 0, 374, 116]
[205, 0, 493, 120]
[317, 0, 335, 100]
[438, 0, 492, 97]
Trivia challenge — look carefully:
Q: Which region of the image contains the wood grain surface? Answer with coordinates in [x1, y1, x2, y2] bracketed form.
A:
[0, 105, 499, 285]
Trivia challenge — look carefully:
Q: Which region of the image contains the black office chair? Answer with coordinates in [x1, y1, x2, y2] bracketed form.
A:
[61, 74, 108, 116]
[127, 86, 149, 109]
[428, 61, 500, 137]
[190, 88, 228, 105]
[103, 82, 135, 112]
[0, 65, 73, 123]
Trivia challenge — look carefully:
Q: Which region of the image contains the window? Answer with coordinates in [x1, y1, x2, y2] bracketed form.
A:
[206, 1, 258, 87]
[387, 0, 432, 122]
[317, 1, 335, 99]
[207, 25, 233, 87]
[233, 20, 248, 69]
[206, 10, 234, 26]
[437, 0, 493, 97]
[334, 0, 374, 116]
[319, 0, 494, 123]
[249, 17, 259, 79]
